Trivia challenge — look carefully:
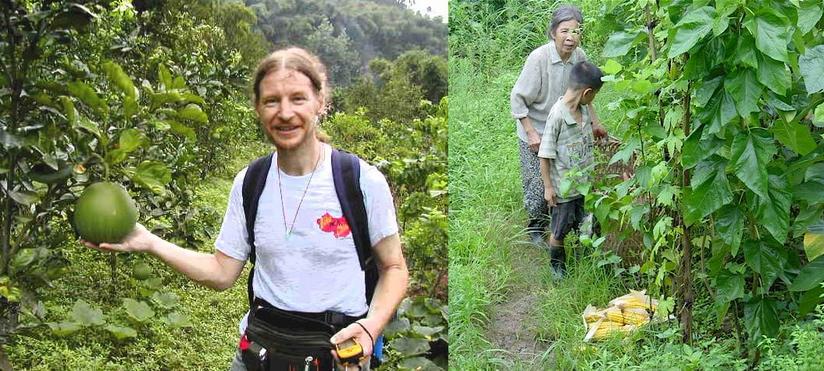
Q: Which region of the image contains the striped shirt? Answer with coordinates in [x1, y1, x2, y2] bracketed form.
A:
[538, 97, 594, 203]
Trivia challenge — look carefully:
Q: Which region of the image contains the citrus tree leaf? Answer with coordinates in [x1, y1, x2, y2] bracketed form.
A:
[391, 337, 430, 357]
[150, 91, 184, 108]
[123, 298, 154, 322]
[105, 324, 137, 340]
[789, 254, 824, 291]
[176, 104, 208, 124]
[172, 76, 187, 90]
[9, 190, 40, 206]
[117, 128, 147, 153]
[124, 95, 138, 119]
[11, 248, 37, 270]
[730, 129, 775, 200]
[131, 161, 172, 195]
[71, 299, 105, 326]
[0, 128, 22, 149]
[102, 61, 137, 98]
[744, 297, 779, 341]
[158, 64, 173, 90]
[799, 45, 824, 94]
[60, 96, 78, 127]
[51, 3, 98, 30]
[668, 6, 715, 58]
[77, 116, 100, 138]
[181, 92, 205, 105]
[168, 120, 196, 141]
[67, 81, 107, 115]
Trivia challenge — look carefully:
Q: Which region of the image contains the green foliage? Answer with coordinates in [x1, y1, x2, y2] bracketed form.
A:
[250, 0, 446, 87]
[758, 303, 824, 370]
[338, 51, 446, 124]
[383, 297, 447, 370]
[453, 0, 823, 368]
[324, 98, 448, 300]
[596, 0, 824, 351]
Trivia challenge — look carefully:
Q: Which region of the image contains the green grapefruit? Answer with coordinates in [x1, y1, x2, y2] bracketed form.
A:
[74, 182, 138, 244]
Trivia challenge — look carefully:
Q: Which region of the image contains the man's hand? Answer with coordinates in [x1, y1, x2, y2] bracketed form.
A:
[592, 122, 608, 140]
[330, 318, 379, 369]
[544, 186, 557, 207]
[527, 130, 542, 153]
[81, 223, 157, 253]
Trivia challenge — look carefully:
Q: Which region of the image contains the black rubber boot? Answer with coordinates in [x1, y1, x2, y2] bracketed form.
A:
[549, 244, 566, 280]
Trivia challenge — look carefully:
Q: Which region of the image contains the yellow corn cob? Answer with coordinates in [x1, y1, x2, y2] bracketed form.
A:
[583, 305, 605, 323]
[621, 307, 651, 326]
[591, 320, 627, 340]
[604, 307, 625, 325]
[614, 295, 658, 312]
[610, 290, 659, 311]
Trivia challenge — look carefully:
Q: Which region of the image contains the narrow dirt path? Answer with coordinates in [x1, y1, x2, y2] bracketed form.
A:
[486, 240, 552, 366]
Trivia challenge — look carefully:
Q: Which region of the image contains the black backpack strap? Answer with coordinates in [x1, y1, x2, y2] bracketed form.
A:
[242, 153, 274, 309]
[330, 149, 378, 304]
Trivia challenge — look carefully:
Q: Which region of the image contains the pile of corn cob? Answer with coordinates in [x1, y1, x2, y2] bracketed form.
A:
[582, 290, 659, 342]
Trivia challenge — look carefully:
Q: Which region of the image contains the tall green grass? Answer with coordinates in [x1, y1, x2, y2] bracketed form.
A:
[448, 0, 632, 366]
[449, 57, 523, 368]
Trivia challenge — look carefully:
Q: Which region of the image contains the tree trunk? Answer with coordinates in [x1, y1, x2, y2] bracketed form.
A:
[678, 80, 694, 344]
[0, 345, 13, 371]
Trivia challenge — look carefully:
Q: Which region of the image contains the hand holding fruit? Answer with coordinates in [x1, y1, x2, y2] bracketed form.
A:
[81, 223, 157, 253]
[74, 181, 156, 253]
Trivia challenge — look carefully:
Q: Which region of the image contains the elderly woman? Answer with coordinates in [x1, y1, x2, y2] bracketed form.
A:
[510, 5, 606, 248]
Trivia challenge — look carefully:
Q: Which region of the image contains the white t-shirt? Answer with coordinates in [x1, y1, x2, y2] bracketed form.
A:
[215, 143, 399, 335]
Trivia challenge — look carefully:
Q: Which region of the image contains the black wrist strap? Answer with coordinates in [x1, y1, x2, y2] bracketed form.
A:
[354, 321, 374, 346]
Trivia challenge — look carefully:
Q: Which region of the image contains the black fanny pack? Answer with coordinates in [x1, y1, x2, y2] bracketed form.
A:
[242, 298, 363, 371]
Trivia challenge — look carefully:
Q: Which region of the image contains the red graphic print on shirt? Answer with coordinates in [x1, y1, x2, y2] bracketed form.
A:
[316, 212, 351, 238]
